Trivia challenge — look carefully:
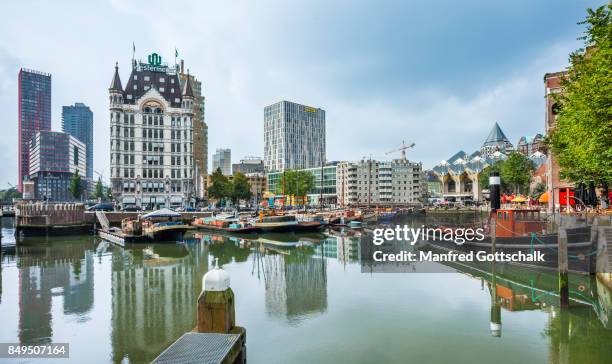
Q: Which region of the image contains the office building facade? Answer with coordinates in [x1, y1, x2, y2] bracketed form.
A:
[18, 69, 52, 192]
[62, 103, 94, 183]
[264, 101, 325, 172]
[109, 53, 196, 209]
[232, 157, 264, 175]
[212, 148, 231, 175]
[267, 164, 337, 206]
[28, 131, 86, 202]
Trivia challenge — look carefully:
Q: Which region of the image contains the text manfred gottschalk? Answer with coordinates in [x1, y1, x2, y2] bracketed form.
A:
[359, 225, 546, 273]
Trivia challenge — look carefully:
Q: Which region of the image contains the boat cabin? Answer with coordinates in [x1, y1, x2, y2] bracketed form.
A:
[493, 208, 546, 237]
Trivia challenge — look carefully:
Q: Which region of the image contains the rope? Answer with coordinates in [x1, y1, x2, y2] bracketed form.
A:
[530, 232, 598, 260]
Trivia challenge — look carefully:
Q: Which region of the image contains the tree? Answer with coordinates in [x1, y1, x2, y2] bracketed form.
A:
[549, 5, 612, 187]
[0, 188, 22, 203]
[531, 182, 546, 200]
[276, 170, 314, 205]
[69, 170, 83, 200]
[478, 162, 504, 191]
[230, 172, 253, 205]
[500, 152, 533, 194]
[207, 167, 230, 204]
[106, 185, 113, 202]
[94, 178, 104, 200]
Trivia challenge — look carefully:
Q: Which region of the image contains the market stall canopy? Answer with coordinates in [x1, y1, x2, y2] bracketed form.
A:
[539, 192, 549, 203]
[263, 191, 276, 199]
[511, 195, 528, 203]
[142, 208, 181, 219]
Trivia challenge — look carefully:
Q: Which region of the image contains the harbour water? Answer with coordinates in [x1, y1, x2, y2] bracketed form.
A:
[1, 216, 611, 364]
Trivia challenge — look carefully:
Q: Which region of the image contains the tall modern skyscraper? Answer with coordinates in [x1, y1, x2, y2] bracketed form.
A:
[264, 100, 325, 172]
[109, 53, 196, 209]
[18, 69, 52, 192]
[62, 103, 94, 182]
[212, 148, 231, 175]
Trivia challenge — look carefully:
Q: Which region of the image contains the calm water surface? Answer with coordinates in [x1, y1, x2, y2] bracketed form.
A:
[1, 216, 611, 364]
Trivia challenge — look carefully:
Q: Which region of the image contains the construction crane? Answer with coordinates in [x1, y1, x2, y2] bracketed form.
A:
[94, 170, 105, 182]
[386, 141, 415, 160]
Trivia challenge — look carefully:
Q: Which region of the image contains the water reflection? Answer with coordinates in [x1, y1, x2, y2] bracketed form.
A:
[6, 238, 96, 344]
[260, 243, 327, 323]
[110, 242, 208, 363]
[1, 223, 611, 363]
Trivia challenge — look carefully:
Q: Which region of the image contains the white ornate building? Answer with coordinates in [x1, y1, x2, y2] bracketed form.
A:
[109, 53, 195, 209]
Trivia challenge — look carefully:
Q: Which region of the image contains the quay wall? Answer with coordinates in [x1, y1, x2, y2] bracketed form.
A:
[15, 203, 212, 227]
[84, 211, 213, 226]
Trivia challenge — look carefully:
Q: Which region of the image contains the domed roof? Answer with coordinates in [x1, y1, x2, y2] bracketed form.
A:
[202, 258, 230, 292]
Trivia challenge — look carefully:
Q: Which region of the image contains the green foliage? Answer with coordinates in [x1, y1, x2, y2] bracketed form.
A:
[500, 152, 533, 194]
[550, 5, 612, 186]
[0, 187, 22, 202]
[106, 185, 113, 201]
[69, 170, 83, 200]
[207, 167, 230, 202]
[276, 170, 315, 201]
[478, 162, 503, 191]
[230, 172, 253, 205]
[478, 154, 532, 194]
[94, 179, 104, 200]
[531, 182, 546, 200]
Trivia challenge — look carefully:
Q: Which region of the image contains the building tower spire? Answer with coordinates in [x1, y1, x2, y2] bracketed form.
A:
[109, 62, 123, 91]
[182, 71, 194, 98]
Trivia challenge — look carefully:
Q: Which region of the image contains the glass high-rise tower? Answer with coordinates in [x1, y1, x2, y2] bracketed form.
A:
[264, 101, 326, 172]
[62, 103, 94, 182]
[18, 68, 52, 192]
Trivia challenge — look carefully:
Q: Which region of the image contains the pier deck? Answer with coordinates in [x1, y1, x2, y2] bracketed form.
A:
[97, 228, 149, 246]
[152, 330, 246, 364]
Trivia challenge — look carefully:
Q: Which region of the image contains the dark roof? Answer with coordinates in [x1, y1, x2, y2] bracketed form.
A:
[183, 75, 194, 97]
[122, 64, 183, 108]
[482, 122, 511, 147]
[109, 62, 123, 91]
[447, 150, 467, 164]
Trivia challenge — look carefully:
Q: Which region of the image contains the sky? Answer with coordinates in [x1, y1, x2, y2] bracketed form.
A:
[0, 0, 603, 187]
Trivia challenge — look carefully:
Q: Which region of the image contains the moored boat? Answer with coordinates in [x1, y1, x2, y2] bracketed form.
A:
[254, 215, 299, 232]
[141, 209, 191, 241]
[421, 208, 594, 273]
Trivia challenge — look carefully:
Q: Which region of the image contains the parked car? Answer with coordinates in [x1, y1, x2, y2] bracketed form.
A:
[121, 205, 141, 212]
[87, 203, 114, 212]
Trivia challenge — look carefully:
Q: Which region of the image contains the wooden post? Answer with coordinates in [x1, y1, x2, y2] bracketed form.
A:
[558, 227, 569, 308]
[588, 219, 599, 275]
[197, 259, 235, 333]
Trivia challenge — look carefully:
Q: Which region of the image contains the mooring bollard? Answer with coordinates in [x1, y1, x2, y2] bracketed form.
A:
[197, 258, 247, 363]
[558, 227, 569, 308]
[198, 258, 235, 333]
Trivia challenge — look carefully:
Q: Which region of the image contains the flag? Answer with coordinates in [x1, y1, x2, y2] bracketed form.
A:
[175, 48, 178, 58]
[133, 42, 135, 53]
